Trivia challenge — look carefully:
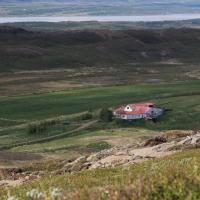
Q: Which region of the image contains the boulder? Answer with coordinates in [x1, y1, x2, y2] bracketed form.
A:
[141, 136, 167, 147]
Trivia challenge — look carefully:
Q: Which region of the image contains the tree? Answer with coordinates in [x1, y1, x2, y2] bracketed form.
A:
[99, 108, 113, 122]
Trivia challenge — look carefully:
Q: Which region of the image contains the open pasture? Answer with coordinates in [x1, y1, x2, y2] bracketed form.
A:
[0, 82, 199, 123]
[0, 82, 198, 161]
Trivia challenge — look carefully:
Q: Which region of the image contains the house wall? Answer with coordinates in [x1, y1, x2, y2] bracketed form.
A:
[147, 108, 164, 118]
[114, 113, 128, 120]
[127, 114, 145, 120]
[114, 114, 145, 120]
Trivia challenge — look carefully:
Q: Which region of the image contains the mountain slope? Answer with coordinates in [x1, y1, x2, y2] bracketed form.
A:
[1, 26, 200, 72]
[0, 26, 200, 95]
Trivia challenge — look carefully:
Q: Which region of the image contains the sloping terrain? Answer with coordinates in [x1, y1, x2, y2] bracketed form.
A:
[63, 131, 200, 171]
[1, 27, 200, 72]
[0, 26, 200, 95]
[0, 82, 199, 168]
[0, 25, 199, 199]
[0, 131, 200, 200]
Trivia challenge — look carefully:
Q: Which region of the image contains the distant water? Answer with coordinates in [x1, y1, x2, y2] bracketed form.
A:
[1, 14, 200, 23]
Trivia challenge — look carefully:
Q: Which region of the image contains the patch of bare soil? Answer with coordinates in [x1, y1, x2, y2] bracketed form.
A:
[0, 69, 97, 96]
[0, 79, 84, 96]
[0, 152, 42, 162]
[0, 152, 43, 186]
[0, 168, 42, 187]
[37, 81, 83, 89]
[186, 69, 200, 80]
[155, 59, 183, 65]
[0, 176, 38, 187]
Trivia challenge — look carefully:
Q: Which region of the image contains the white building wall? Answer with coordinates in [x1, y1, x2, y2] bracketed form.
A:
[127, 114, 145, 120]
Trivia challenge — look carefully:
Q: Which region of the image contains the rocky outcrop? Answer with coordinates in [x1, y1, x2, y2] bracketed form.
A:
[1, 131, 199, 187]
[141, 136, 167, 147]
[0, 173, 39, 187]
[63, 131, 200, 172]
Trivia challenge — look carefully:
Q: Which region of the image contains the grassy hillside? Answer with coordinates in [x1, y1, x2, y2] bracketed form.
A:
[1, 27, 200, 72]
[0, 26, 200, 95]
[1, 149, 200, 200]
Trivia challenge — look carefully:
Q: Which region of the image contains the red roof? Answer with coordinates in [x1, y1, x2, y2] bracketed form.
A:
[113, 102, 155, 115]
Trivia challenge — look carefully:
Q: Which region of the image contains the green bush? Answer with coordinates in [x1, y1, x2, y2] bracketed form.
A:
[99, 108, 113, 122]
[87, 141, 112, 150]
[81, 112, 93, 120]
[74, 112, 93, 121]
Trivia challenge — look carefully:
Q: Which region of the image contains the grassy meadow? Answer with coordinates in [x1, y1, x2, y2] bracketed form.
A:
[0, 81, 199, 161]
[1, 82, 199, 122]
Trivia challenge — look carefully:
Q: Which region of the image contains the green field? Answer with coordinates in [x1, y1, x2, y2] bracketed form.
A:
[0, 81, 199, 159]
[1, 82, 199, 122]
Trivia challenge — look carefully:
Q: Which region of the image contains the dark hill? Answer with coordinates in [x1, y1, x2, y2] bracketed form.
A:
[0, 26, 30, 34]
[0, 26, 200, 72]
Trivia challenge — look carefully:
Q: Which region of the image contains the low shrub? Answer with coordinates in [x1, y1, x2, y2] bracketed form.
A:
[74, 112, 93, 121]
[87, 141, 112, 150]
[80, 112, 93, 120]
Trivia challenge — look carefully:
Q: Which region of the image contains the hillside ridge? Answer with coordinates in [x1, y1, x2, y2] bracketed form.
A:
[1, 26, 200, 72]
[0, 130, 199, 188]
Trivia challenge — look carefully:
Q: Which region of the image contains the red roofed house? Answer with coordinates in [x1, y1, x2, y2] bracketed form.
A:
[113, 102, 164, 120]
